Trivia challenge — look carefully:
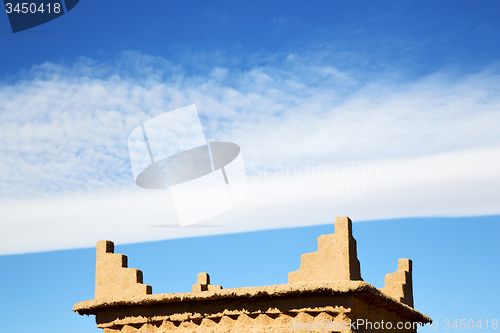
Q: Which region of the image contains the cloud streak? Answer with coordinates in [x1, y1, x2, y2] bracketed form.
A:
[0, 51, 499, 254]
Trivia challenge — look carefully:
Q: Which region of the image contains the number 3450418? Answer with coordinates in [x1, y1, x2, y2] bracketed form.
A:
[5, 3, 61, 14]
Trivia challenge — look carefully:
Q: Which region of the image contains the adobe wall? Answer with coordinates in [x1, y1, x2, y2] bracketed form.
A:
[74, 217, 432, 332]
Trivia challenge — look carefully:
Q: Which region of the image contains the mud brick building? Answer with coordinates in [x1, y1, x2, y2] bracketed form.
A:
[73, 217, 431, 332]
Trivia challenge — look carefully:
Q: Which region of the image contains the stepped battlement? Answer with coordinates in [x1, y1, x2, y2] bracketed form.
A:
[74, 217, 431, 332]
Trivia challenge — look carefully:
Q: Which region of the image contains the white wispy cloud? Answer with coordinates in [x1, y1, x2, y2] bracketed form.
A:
[0, 51, 499, 254]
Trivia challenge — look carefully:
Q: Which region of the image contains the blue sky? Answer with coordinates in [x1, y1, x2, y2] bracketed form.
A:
[0, 0, 499, 332]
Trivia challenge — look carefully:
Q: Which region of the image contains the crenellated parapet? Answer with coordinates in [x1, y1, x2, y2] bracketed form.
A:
[288, 216, 362, 282]
[75, 217, 431, 332]
[381, 258, 414, 307]
[95, 240, 152, 299]
[192, 272, 223, 293]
